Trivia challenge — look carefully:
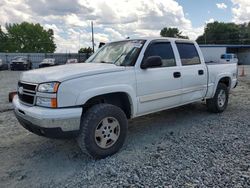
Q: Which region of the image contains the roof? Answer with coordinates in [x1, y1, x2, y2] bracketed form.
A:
[110, 37, 193, 43]
[199, 44, 250, 48]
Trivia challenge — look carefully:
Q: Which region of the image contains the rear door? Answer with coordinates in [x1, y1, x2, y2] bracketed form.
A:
[175, 42, 207, 104]
[135, 40, 182, 115]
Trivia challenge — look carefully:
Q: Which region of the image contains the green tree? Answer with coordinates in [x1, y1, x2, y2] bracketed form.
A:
[160, 27, 189, 39]
[0, 26, 8, 52]
[78, 47, 93, 53]
[196, 21, 250, 44]
[3, 22, 56, 53]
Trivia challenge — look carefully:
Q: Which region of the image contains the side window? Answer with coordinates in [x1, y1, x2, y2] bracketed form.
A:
[176, 43, 201, 66]
[145, 42, 176, 67]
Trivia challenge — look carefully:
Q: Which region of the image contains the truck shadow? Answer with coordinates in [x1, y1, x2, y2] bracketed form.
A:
[25, 102, 210, 161]
[2, 102, 226, 186]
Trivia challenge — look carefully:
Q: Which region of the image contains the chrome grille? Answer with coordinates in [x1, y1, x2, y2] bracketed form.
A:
[18, 82, 37, 105]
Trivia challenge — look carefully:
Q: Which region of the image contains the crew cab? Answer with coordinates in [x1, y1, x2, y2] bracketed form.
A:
[13, 37, 238, 159]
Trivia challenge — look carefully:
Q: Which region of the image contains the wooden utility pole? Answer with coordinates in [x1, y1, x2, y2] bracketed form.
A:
[91, 21, 95, 53]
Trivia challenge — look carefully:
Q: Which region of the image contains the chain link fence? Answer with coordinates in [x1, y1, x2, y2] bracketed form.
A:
[0, 53, 90, 68]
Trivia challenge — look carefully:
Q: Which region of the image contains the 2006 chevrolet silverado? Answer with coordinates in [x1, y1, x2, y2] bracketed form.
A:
[13, 37, 238, 159]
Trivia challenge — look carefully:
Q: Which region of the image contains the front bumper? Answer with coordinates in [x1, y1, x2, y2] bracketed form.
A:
[11, 62, 28, 70]
[13, 95, 82, 139]
[39, 63, 55, 68]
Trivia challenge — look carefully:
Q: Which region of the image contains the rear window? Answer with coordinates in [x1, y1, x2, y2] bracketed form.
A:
[176, 43, 201, 66]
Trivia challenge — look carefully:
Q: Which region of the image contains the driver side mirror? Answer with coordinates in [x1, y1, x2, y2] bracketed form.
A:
[141, 56, 162, 69]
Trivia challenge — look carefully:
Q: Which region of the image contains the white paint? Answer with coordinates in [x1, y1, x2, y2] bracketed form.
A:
[13, 37, 238, 132]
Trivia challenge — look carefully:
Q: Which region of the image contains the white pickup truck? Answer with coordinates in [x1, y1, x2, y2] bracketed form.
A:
[13, 37, 238, 159]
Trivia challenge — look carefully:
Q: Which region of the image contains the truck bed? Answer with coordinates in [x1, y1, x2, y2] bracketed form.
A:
[205, 62, 238, 98]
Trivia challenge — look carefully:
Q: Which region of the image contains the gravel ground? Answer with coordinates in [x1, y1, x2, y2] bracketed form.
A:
[0, 66, 250, 188]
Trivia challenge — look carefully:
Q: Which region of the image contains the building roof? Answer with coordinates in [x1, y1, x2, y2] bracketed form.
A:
[199, 44, 250, 48]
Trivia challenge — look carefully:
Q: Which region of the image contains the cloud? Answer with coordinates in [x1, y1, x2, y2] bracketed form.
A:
[216, 3, 228, 9]
[0, 0, 204, 52]
[231, 0, 250, 23]
[26, 0, 91, 16]
[206, 18, 215, 24]
[64, 14, 88, 27]
[104, 28, 123, 40]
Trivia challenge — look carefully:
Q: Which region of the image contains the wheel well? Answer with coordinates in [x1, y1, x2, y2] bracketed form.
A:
[218, 77, 231, 88]
[82, 92, 132, 119]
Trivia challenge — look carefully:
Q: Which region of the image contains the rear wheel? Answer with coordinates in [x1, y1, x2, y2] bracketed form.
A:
[206, 83, 229, 113]
[77, 104, 128, 159]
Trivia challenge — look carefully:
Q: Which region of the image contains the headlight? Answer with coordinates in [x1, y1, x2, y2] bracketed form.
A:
[37, 82, 59, 93]
[36, 97, 57, 108]
[36, 82, 59, 108]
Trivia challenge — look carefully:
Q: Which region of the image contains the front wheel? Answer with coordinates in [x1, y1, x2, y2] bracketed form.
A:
[77, 104, 128, 159]
[206, 83, 229, 113]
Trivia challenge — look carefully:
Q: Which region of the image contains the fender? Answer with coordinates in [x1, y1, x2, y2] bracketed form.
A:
[75, 84, 137, 117]
[212, 73, 232, 97]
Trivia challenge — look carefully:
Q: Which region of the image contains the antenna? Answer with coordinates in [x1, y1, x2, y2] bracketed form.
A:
[91, 21, 95, 53]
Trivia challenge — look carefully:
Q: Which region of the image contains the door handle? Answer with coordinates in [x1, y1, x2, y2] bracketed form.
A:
[173, 72, 181, 78]
[198, 70, 204, 75]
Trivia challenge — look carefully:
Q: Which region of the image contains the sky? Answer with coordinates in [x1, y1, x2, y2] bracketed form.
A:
[0, 0, 249, 52]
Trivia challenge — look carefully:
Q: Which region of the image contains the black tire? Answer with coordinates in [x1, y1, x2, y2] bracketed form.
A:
[206, 83, 229, 113]
[77, 104, 128, 159]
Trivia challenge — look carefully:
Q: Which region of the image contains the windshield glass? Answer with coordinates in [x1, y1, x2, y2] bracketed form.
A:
[13, 56, 26, 60]
[86, 40, 145, 66]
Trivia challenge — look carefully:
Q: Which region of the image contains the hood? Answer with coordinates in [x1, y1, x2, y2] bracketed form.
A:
[20, 63, 125, 83]
[39, 61, 55, 65]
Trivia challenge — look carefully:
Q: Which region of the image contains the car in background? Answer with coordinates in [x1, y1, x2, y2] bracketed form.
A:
[39, 58, 56, 68]
[10, 56, 32, 70]
[0, 59, 9, 70]
[66, 59, 78, 64]
[219, 53, 238, 64]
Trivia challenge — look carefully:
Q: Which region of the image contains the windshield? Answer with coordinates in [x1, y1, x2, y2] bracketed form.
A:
[13, 56, 26, 60]
[86, 40, 145, 66]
